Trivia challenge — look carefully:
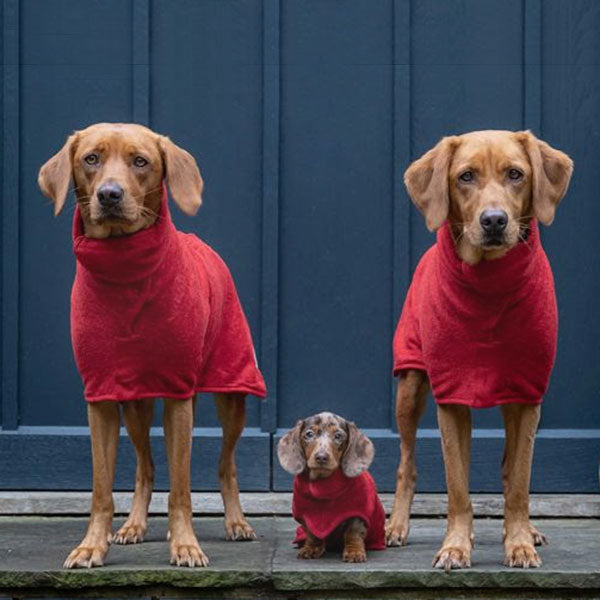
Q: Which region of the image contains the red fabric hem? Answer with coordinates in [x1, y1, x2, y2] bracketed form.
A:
[85, 385, 267, 403]
[435, 396, 543, 409]
[393, 359, 426, 376]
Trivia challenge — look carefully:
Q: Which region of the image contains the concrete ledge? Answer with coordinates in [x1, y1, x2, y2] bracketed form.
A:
[0, 517, 599, 598]
[0, 491, 599, 517]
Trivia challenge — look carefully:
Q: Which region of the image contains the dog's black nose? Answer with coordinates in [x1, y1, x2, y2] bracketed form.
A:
[314, 452, 329, 465]
[97, 182, 123, 208]
[480, 209, 508, 234]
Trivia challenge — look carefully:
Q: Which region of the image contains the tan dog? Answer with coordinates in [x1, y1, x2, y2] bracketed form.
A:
[386, 130, 573, 570]
[39, 123, 259, 568]
[278, 412, 385, 563]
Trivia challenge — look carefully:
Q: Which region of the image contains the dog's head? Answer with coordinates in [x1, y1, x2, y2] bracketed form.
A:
[277, 412, 374, 480]
[404, 130, 573, 264]
[38, 123, 203, 238]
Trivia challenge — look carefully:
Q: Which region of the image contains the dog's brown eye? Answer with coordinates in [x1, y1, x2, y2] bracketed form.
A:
[84, 153, 99, 166]
[508, 168, 523, 180]
[303, 430, 315, 440]
[459, 171, 474, 183]
[334, 431, 344, 442]
[133, 156, 148, 168]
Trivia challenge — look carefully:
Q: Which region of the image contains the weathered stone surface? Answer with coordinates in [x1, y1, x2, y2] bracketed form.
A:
[0, 516, 599, 596]
[1, 492, 598, 517]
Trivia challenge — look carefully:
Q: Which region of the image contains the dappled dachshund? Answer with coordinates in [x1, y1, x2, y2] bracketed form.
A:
[278, 412, 385, 563]
[388, 130, 573, 570]
[38, 123, 266, 568]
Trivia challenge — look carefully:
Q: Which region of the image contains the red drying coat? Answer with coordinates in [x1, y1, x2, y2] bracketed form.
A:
[292, 469, 385, 550]
[71, 188, 266, 402]
[393, 220, 557, 409]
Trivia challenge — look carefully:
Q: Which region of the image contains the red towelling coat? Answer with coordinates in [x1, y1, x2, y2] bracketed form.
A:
[71, 188, 266, 402]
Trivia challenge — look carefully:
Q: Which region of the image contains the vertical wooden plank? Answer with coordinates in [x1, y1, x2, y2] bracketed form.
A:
[391, 0, 411, 431]
[2, 0, 20, 430]
[132, 0, 150, 125]
[260, 0, 280, 433]
[523, 0, 542, 134]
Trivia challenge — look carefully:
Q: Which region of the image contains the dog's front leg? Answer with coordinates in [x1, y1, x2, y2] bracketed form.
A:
[501, 403, 542, 568]
[386, 369, 428, 546]
[64, 402, 120, 568]
[163, 397, 208, 567]
[214, 393, 256, 541]
[433, 404, 474, 571]
[297, 529, 325, 560]
[113, 398, 155, 544]
[342, 517, 367, 563]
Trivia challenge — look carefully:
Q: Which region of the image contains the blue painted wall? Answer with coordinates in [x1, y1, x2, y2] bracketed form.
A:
[1, 0, 599, 492]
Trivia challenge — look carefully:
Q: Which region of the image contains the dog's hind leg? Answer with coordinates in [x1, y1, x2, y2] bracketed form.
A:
[501, 403, 543, 567]
[113, 398, 155, 544]
[386, 369, 429, 547]
[433, 404, 474, 571]
[164, 397, 208, 567]
[214, 393, 256, 541]
[64, 401, 120, 568]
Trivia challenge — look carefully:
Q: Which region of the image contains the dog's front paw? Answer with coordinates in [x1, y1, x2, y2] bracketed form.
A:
[297, 543, 325, 560]
[343, 548, 367, 563]
[433, 545, 471, 572]
[225, 518, 256, 541]
[63, 544, 107, 569]
[504, 542, 541, 568]
[113, 521, 146, 545]
[385, 518, 410, 547]
[170, 540, 209, 567]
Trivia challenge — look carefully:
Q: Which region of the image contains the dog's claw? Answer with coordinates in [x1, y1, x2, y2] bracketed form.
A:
[297, 544, 325, 560]
[170, 543, 209, 568]
[63, 545, 106, 569]
[225, 520, 257, 541]
[113, 522, 146, 545]
[385, 520, 409, 547]
[433, 546, 471, 571]
[505, 543, 541, 568]
[343, 549, 367, 563]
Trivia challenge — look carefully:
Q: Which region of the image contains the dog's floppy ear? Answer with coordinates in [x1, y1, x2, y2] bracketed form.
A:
[404, 136, 459, 231]
[341, 421, 374, 478]
[158, 135, 203, 216]
[516, 130, 573, 226]
[38, 133, 78, 216]
[277, 420, 306, 475]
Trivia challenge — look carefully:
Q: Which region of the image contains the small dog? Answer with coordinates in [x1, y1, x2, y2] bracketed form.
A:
[38, 123, 266, 568]
[277, 412, 385, 563]
[387, 130, 573, 570]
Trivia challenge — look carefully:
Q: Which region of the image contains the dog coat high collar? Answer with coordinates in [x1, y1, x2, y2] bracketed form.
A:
[71, 187, 266, 402]
[292, 469, 385, 550]
[393, 219, 557, 408]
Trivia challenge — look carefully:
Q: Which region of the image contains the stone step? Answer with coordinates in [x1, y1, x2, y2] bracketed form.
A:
[0, 517, 599, 598]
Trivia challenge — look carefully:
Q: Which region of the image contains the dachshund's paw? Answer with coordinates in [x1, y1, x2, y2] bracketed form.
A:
[433, 545, 471, 572]
[504, 542, 541, 568]
[530, 524, 548, 547]
[343, 548, 367, 563]
[113, 522, 146, 545]
[170, 541, 209, 567]
[297, 544, 325, 560]
[225, 518, 256, 541]
[63, 544, 107, 569]
[385, 519, 410, 547]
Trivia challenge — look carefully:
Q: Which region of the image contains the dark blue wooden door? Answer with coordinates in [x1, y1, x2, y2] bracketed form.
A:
[2, 0, 599, 492]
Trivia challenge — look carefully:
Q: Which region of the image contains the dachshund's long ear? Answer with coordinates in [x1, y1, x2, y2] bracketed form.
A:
[341, 421, 374, 478]
[38, 133, 78, 216]
[277, 420, 306, 475]
[158, 135, 203, 215]
[516, 130, 573, 225]
[404, 136, 459, 231]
